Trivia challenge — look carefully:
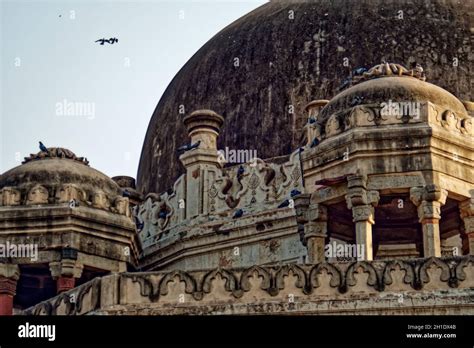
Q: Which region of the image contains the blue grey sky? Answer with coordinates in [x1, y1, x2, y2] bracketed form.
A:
[0, 0, 266, 178]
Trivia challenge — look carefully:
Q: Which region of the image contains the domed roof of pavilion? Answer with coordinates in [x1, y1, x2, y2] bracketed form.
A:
[137, 0, 474, 195]
[0, 147, 123, 209]
[319, 62, 470, 124]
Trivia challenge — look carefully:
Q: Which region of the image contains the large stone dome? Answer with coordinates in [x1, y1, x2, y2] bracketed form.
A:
[138, 0, 474, 195]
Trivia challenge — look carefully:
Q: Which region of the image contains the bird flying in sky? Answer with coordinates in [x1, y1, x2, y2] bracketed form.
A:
[95, 37, 118, 45]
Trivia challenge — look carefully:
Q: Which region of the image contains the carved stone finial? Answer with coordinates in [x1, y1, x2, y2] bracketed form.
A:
[351, 62, 426, 87]
[22, 147, 89, 166]
[183, 110, 224, 150]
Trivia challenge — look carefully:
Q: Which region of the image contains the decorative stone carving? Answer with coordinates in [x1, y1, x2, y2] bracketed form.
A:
[410, 185, 448, 221]
[55, 184, 85, 204]
[23, 147, 89, 165]
[114, 196, 130, 217]
[352, 205, 375, 223]
[22, 256, 474, 315]
[49, 259, 83, 279]
[325, 114, 342, 137]
[351, 62, 426, 86]
[294, 194, 327, 263]
[92, 191, 110, 210]
[201, 149, 303, 215]
[0, 187, 21, 206]
[345, 189, 379, 209]
[26, 185, 49, 205]
[460, 118, 473, 135]
[441, 110, 457, 129]
[49, 257, 85, 294]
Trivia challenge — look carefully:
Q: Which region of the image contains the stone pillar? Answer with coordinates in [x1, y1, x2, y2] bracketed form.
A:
[0, 264, 20, 315]
[180, 110, 225, 218]
[49, 249, 83, 294]
[459, 194, 474, 255]
[294, 194, 328, 263]
[345, 175, 379, 261]
[410, 185, 448, 257]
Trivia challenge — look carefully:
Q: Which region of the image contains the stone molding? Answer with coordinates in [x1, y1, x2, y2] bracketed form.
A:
[0, 184, 131, 218]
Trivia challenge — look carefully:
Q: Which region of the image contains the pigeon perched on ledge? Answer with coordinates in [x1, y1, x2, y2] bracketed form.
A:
[237, 165, 245, 179]
[290, 189, 301, 197]
[310, 138, 319, 148]
[233, 208, 244, 219]
[135, 217, 144, 231]
[350, 96, 364, 107]
[177, 140, 201, 154]
[278, 199, 290, 208]
[338, 77, 352, 91]
[352, 67, 368, 76]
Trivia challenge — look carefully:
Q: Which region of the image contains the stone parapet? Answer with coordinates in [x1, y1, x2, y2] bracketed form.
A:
[22, 256, 474, 316]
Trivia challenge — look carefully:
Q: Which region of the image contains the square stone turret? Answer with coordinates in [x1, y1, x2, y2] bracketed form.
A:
[179, 110, 225, 218]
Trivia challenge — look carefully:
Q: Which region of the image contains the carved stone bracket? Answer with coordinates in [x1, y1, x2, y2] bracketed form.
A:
[410, 185, 448, 257]
[293, 194, 327, 263]
[49, 252, 83, 294]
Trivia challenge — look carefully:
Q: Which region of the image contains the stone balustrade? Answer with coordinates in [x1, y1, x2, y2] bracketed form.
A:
[23, 256, 474, 315]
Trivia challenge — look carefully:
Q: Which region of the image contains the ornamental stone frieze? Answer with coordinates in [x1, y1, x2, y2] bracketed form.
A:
[23, 256, 474, 316]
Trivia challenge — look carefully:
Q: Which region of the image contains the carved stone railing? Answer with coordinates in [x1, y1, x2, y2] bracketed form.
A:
[22, 256, 474, 315]
[136, 150, 304, 249]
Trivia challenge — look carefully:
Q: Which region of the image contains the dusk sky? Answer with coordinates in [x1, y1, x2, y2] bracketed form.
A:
[0, 0, 266, 177]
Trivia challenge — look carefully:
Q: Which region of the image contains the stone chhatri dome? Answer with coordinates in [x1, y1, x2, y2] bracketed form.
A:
[137, 0, 474, 195]
[0, 148, 137, 310]
[0, 147, 124, 211]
